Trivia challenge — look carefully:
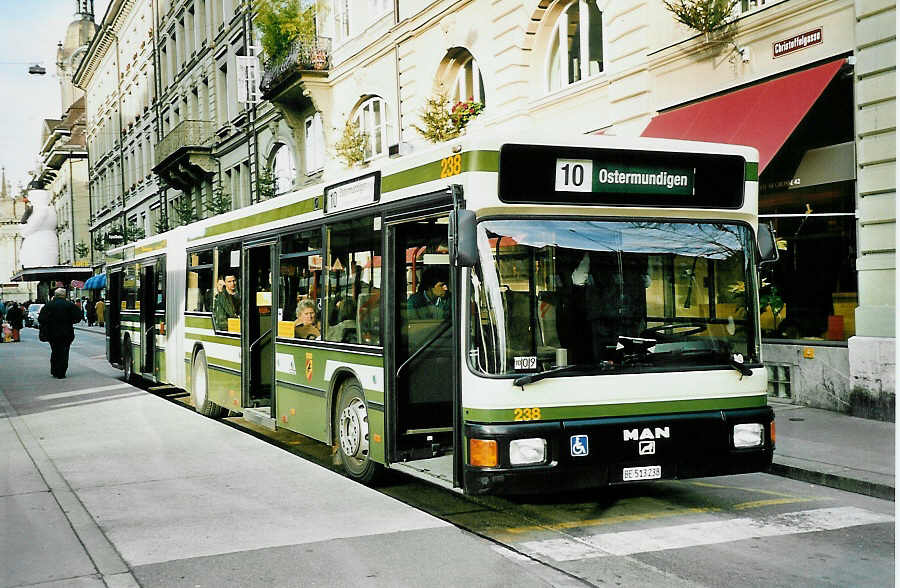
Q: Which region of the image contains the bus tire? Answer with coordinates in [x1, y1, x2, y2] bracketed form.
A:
[122, 340, 135, 383]
[191, 349, 226, 419]
[334, 379, 382, 484]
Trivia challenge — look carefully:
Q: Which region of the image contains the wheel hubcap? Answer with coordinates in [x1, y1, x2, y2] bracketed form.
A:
[194, 360, 207, 406]
[339, 397, 369, 460]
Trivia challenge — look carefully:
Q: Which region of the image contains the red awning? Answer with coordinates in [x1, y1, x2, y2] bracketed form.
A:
[641, 59, 844, 172]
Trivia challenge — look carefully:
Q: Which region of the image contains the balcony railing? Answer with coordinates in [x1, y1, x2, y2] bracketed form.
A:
[261, 37, 332, 94]
[154, 119, 214, 167]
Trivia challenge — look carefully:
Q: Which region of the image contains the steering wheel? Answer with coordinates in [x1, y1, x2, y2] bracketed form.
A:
[641, 323, 706, 339]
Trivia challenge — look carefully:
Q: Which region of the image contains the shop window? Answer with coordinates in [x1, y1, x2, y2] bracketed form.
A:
[353, 97, 389, 162]
[278, 229, 323, 340]
[546, 0, 605, 92]
[186, 249, 214, 312]
[325, 216, 382, 345]
[213, 243, 242, 332]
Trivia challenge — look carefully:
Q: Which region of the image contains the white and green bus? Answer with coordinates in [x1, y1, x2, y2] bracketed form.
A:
[104, 133, 778, 494]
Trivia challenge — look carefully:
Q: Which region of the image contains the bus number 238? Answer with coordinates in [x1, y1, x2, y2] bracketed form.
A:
[514, 407, 542, 421]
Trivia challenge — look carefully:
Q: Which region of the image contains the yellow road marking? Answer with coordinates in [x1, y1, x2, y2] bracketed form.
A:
[501, 507, 720, 535]
[688, 480, 808, 498]
[732, 497, 822, 510]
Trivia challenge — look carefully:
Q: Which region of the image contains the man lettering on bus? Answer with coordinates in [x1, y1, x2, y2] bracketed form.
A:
[214, 273, 240, 331]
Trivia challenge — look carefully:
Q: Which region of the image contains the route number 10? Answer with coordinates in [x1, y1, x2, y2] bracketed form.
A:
[555, 159, 593, 192]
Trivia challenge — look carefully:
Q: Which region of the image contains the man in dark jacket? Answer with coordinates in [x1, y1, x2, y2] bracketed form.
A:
[6, 302, 24, 342]
[39, 288, 82, 378]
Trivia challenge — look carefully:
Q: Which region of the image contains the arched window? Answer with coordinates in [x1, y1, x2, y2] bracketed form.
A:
[452, 54, 486, 106]
[547, 0, 604, 92]
[353, 96, 390, 161]
[270, 143, 296, 194]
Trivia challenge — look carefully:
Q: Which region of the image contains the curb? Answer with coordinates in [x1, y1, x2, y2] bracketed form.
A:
[769, 461, 895, 502]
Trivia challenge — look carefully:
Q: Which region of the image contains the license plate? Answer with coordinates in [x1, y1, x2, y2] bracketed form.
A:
[622, 465, 662, 481]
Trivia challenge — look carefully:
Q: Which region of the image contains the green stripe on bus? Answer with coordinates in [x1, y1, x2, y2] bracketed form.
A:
[381, 150, 499, 193]
[209, 358, 241, 371]
[135, 240, 166, 254]
[744, 162, 758, 182]
[185, 315, 213, 329]
[463, 395, 767, 423]
[184, 332, 241, 346]
[199, 198, 318, 239]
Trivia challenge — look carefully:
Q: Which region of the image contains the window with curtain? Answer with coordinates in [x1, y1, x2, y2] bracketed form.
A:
[353, 97, 390, 162]
[547, 0, 604, 92]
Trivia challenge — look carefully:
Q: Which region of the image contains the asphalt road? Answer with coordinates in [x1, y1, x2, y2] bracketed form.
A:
[6, 327, 895, 587]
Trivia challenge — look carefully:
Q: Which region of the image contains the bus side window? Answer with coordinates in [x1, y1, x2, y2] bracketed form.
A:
[325, 216, 381, 345]
[278, 229, 323, 341]
[186, 250, 214, 313]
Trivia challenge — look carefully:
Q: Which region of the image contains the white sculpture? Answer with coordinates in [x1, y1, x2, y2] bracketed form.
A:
[20, 189, 58, 268]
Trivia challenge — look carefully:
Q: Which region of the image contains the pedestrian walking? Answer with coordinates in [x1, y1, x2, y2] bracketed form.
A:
[87, 298, 97, 326]
[6, 302, 23, 342]
[95, 298, 105, 327]
[38, 288, 82, 379]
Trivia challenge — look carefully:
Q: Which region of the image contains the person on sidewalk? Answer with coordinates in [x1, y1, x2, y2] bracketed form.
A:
[6, 302, 23, 342]
[38, 288, 82, 378]
[95, 298, 105, 328]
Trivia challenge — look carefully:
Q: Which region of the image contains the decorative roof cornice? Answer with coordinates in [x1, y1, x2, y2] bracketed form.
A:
[72, 0, 135, 89]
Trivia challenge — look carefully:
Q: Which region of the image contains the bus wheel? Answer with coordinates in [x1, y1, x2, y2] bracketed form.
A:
[335, 380, 381, 484]
[191, 349, 225, 418]
[122, 341, 135, 383]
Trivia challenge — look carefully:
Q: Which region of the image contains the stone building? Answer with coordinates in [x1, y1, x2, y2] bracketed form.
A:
[74, 0, 161, 265]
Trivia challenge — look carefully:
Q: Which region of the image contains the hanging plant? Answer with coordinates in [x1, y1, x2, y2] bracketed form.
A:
[450, 99, 485, 130]
[663, 0, 739, 41]
[334, 119, 368, 167]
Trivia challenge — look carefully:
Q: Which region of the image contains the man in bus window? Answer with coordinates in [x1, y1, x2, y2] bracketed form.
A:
[408, 266, 450, 321]
[214, 274, 240, 330]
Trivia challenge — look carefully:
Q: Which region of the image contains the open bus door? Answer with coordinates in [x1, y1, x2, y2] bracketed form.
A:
[387, 208, 459, 487]
[140, 262, 156, 378]
[243, 242, 276, 411]
[107, 270, 123, 365]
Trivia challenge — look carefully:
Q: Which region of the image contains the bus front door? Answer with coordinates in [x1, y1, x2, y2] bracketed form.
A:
[390, 215, 455, 463]
[107, 270, 123, 366]
[140, 263, 156, 377]
[243, 243, 275, 409]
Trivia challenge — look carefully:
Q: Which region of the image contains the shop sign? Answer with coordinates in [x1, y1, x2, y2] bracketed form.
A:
[773, 28, 823, 58]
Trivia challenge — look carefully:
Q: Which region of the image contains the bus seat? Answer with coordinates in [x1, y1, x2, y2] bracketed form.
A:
[356, 290, 381, 344]
[503, 290, 532, 350]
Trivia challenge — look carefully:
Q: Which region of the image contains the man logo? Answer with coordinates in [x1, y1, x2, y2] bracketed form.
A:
[623, 427, 670, 441]
[639, 440, 655, 455]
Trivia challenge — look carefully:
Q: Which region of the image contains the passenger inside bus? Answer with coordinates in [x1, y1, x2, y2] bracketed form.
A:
[213, 273, 240, 330]
[294, 298, 320, 339]
[407, 266, 450, 321]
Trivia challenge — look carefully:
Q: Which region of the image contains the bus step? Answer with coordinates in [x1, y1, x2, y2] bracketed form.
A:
[148, 385, 178, 392]
[243, 406, 276, 431]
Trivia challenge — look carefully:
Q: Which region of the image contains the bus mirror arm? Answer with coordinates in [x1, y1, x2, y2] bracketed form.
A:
[450, 209, 477, 267]
[757, 222, 779, 265]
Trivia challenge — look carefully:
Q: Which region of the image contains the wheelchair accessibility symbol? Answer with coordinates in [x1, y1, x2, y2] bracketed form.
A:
[570, 434, 589, 457]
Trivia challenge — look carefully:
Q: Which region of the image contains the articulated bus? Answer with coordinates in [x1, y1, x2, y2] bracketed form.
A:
[104, 133, 778, 495]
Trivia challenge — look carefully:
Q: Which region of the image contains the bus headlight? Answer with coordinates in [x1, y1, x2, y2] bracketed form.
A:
[733, 423, 764, 448]
[509, 438, 547, 465]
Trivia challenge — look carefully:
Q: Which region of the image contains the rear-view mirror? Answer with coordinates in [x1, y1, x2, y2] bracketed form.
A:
[450, 209, 477, 267]
[758, 222, 779, 265]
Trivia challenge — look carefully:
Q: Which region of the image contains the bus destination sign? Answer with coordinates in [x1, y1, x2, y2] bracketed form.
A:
[497, 144, 746, 209]
[324, 171, 381, 214]
[555, 159, 694, 196]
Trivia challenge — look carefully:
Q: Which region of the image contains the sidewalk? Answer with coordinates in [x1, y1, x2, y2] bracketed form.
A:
[769, 398, 895, 501]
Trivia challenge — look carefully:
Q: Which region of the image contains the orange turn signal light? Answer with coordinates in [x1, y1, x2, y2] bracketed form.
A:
[469, 439, 498, 467]
[770, 420, 776, 445]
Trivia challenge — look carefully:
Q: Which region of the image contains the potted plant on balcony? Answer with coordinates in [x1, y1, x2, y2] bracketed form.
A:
[256, 0, 320, 65]
[663, 0, 739, 48]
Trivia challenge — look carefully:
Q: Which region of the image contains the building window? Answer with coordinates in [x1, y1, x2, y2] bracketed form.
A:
[546, 0, 604, 92]
[304, 113, 325, 174]
[452, 53, 485, 105]
[333, 0, 351, 43]
[767, 364, 791, 398]
[353, 96, 389, 161]
[271, 143, 297, 195]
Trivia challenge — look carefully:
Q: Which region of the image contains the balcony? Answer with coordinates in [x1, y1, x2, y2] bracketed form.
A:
[260, 37, 331, 99]
[153, 119, 215, 193]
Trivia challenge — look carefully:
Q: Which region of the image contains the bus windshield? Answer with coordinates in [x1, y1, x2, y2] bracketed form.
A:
[468, 219, 761, 377]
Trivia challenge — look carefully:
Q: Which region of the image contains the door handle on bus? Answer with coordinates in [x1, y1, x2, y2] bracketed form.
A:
[248, 329, 272, 352]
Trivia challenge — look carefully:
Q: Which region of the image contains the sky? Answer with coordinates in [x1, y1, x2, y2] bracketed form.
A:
[0, 0, 111, 193]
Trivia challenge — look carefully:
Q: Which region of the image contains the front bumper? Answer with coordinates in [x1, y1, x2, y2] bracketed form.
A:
[463, 407, 774, 495]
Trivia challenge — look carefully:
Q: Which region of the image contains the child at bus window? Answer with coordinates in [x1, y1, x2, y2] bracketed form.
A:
[294, 298, 320, 339]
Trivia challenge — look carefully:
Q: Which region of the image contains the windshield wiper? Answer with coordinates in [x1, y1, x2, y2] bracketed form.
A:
[634, 346, 753, 377]
[513, 364, 607, 387]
